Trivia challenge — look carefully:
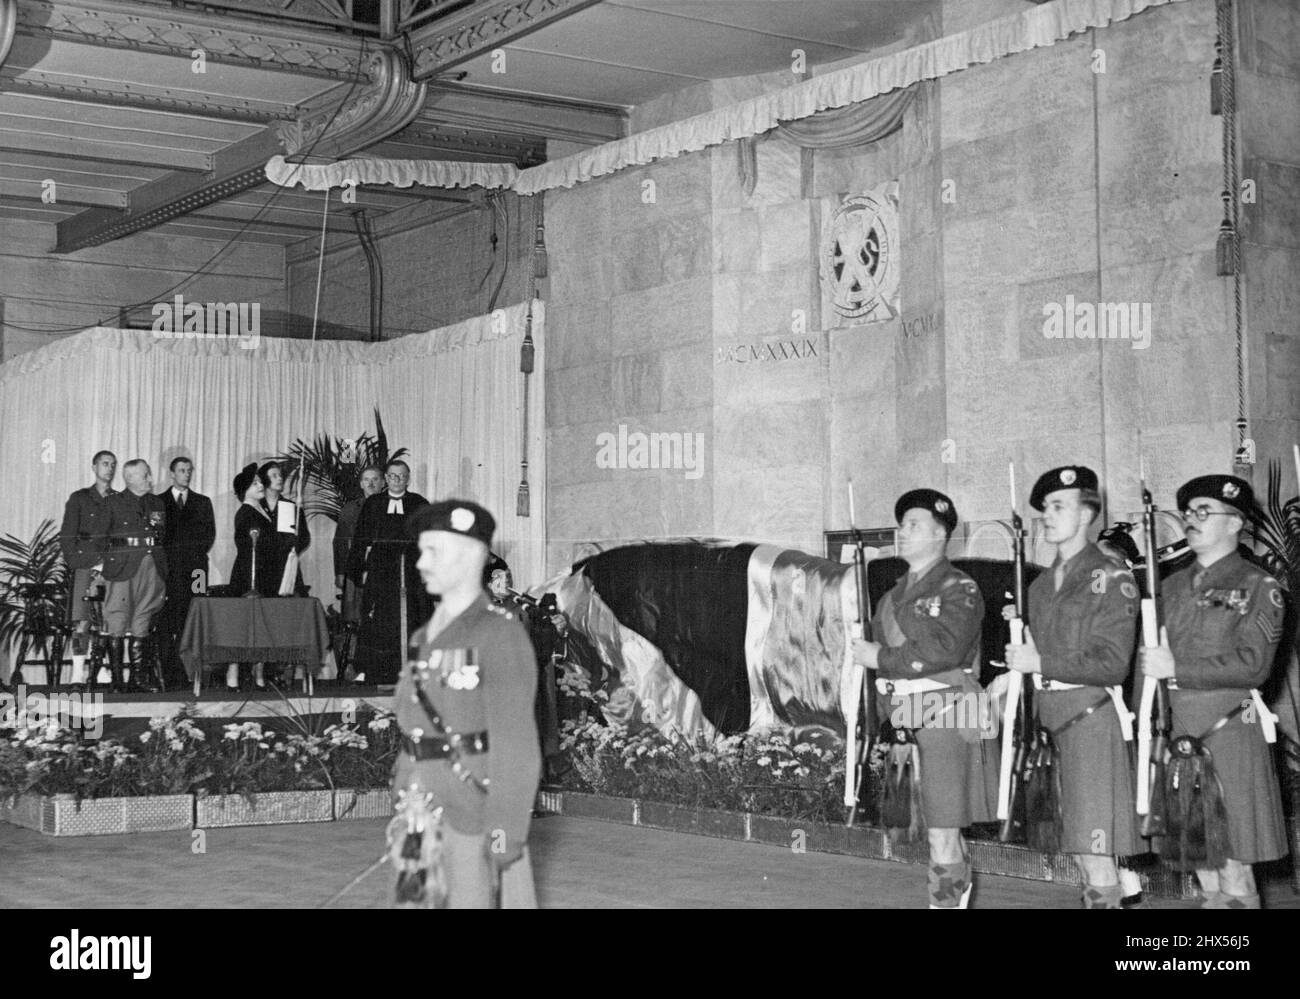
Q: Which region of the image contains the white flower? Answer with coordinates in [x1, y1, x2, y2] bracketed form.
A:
[168, 739, 183, 751]
[139, 732, 153, 744]
[757, 756, 772, 767]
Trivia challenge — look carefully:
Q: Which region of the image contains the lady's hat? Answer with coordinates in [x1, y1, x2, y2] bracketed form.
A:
[233, 462, 259, 500]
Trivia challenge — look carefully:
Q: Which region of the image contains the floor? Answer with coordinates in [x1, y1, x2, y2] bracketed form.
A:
[3, 814, 1295, 908]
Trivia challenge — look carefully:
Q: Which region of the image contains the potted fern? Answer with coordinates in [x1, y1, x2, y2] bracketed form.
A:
[0, 519, 68, 688]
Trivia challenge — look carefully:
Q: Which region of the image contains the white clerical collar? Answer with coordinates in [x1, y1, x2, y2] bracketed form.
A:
[387, 495, 405, 514]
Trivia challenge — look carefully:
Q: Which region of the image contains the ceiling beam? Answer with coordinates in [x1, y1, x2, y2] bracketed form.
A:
[0, 126, 212, 171]
[406, 0, 604, 81]
[420, 80, 625, 144]
[16, 0, 367, 81]
[0, 181, 127, 208]
[0, 70, 299, 124]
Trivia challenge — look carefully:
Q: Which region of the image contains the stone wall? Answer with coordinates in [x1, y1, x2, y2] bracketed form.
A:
[1238, 0, 1300, 496]
[540, 0, 1271, 577]
[285, 195, 534, 341]
[0, 221, 285, 361]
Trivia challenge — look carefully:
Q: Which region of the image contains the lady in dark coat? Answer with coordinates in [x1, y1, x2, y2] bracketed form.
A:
[226, 463, 277, 689]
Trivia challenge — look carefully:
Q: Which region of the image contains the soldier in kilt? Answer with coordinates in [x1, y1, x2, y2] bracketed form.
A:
[1139, 475, 1289, 908]
[1004, 466, 1140, 908]
[852, 489, 992, 909]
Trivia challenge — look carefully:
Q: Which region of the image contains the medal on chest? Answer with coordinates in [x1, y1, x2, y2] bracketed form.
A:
[914, 594, 942, 618]
[1195, 587, 1250, 615]
[416, 647, 480, 690]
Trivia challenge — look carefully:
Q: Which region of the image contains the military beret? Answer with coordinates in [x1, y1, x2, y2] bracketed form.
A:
[1030, 465, 1099, 511]
[233, 462, 259, 500]
[407, 498, 496, 547]
[894, 488, 958, 534]
[1176, 475, 1258, 522]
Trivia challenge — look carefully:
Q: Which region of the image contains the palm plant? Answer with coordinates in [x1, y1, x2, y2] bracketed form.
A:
[0, 520, 69, 679]
[1254, 458, 1300, 779]
[278, 408, 409, 522]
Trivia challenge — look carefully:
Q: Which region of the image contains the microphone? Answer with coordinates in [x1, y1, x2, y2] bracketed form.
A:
[246, 527, 261, 598]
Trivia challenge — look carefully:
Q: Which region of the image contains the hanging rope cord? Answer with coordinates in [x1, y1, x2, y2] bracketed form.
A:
[1220, 0, 1245, 459]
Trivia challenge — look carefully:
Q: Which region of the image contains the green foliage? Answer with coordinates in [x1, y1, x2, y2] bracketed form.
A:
[278, 407, 409, 523]
[0, 520, 68, 661]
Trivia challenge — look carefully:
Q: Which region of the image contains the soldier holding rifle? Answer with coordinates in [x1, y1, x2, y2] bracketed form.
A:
[1139, 475, 1289, 908]
[851, 489, 987, 909]
[1003, 466, 1140, 908]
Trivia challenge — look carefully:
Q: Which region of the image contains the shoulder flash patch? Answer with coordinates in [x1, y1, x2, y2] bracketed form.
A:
[1268, 586, 1284, 609]
[1120, 580, 1138, 600]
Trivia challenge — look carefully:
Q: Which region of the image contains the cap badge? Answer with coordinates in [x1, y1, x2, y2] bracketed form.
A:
[1060, 469, 1076, 485]
[934, 499, 949, 513]
[1222, 482, 1239, 499]
[451, 508, 475, 531]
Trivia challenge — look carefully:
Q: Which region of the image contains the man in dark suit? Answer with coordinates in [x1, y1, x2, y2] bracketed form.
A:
[102, 460, 169, 692]
[347, 460, 430, 685]
[159, 456, 216, 687]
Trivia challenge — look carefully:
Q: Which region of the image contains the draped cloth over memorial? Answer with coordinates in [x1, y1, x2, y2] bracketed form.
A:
[266, 0, 1188, 196]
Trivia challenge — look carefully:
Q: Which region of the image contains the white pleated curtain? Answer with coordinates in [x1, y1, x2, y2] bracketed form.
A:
[0, 301, 546, 609]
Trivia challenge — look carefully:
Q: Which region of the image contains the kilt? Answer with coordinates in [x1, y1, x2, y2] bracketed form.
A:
[394, 823, 537, 909]
[1039, 686, 1139, 856]
[65, 567, 104, 624]
[881, 688, 996, 828]
[1169, 688, 1288, 864]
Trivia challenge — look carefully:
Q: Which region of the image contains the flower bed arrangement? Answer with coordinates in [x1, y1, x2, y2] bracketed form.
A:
[0, 707, 401, 835]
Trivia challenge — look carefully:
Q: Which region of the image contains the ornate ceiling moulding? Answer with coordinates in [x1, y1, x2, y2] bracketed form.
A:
[1, 0, 16, 70]
[407, 0, 603, 80]
[277, 48, 427, 159]
[16, 0, 366, 80]
[0, 70, 297, 123]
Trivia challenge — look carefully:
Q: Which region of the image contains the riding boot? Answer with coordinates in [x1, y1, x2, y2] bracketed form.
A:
[106, 636, 125, 693]
[128, 637, 160, 694]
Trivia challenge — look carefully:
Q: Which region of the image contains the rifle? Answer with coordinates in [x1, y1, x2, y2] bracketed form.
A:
[845, 480, 875, 827]
[997, 461, 1031, 842]
[1136, 468, 1171, 836]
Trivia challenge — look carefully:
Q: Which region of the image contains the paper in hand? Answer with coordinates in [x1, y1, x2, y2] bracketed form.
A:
[277, 499, 297, 534]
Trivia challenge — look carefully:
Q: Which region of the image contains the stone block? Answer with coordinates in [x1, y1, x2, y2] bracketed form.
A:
[714, 334, 826, 408]
[712, 462, 826, 549]
[1239, 72, 1300, 168]
[829, 318, 896, 399]
[1093, 0, 1213, 104]
[812, 131, 905, 202]
[940, 32, 1093, 148]
[660, 343, 714, 412]
[1242, 245, 1300, 343]
[943, 115, 1095, 225]
[546, 299, 612, 371]
[749, 138, 804, 207]
[712, 274, 743, 339]
[713, 209, 761, 275]
[713, 397, 827, 472]
[547, 422, 614, 488]
[758, 201, 814, 273]
[611, 276, 712, 357]
[951, 190, 1099, 292]
[546, 362, 612, 428]
[611, 352, 663, 415]
[548, 480, 618, 548]
[1243, 157, 1300, 251]
[738, 268, 813, 340]
[1238, 0, 1300, 79]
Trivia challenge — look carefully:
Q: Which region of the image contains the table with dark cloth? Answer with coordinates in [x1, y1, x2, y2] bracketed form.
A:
[179, 597, 330, 679]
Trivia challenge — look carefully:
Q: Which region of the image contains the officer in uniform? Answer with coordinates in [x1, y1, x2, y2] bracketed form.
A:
[101, 460, 169, 693]
[56, 450, 117, 690]
[852, 489, 989, 909]
[1004, 466, 1140, 908]
[1139, 474, 1289, 908]
[391, 499, 541, 908]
